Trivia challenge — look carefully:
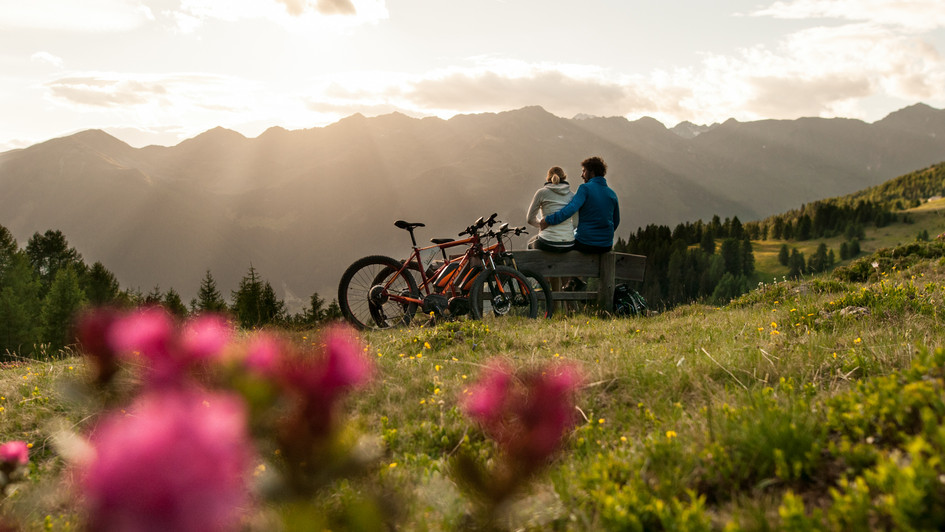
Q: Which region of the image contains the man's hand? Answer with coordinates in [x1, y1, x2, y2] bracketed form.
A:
[539, 219, 549, 230]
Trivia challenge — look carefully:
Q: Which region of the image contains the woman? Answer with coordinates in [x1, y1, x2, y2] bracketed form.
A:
[526, 166, 576, 252]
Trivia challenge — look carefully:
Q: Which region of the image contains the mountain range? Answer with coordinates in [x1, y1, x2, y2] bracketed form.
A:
[2, 103, 944, 311]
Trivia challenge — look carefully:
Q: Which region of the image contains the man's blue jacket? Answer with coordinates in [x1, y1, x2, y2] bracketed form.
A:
[544, 176, 620, 247]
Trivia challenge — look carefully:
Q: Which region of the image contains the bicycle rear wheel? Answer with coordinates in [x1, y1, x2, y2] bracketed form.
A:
[517, 267, 554, 319]
[469, 266, 539, 320]
[338, 255, 419, 330]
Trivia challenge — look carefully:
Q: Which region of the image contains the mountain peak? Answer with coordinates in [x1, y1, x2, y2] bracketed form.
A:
[876, 102, 945, 135]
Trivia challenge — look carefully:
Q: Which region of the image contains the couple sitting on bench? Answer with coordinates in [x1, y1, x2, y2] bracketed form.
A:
[525, 156, 620, 293]
[526, 156, 620, 254]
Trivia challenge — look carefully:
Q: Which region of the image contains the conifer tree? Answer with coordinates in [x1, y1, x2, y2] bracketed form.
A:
[144, 285, 163, 306]
[25, 230, 84, 292]
[163, 288, 188, 318]
[260, 281, 286, 324]
[40, 265, 86, 351]
[0, 224, 17, 277]
[324, 300, 343, 321]
[232, 266, 261, 328]
[700, 231, 715, 254]
[788, 249, 806, 279]
[0, 253, 43, 357]
[195, 270, 228, 313]
[740, 237, 754, 276]
[778, 244, 790, 266]
[308, 292, 326, 323]
[720, 239, 742, 276]
[83, 261, 121, 306]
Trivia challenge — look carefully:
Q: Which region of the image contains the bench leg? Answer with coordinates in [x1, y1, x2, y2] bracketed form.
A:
[598, 253, 616, 312]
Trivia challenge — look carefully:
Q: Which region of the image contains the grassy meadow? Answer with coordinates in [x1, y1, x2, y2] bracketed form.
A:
[4, 211, 945, 529]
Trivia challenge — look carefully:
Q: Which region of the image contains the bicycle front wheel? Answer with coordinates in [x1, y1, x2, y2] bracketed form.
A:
[516, 267, 554, 319]
[469, 266, 539, 320]
[338, 255, 419, 330]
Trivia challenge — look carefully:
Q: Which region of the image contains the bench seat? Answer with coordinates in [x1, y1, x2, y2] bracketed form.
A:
[510, 250, 646, 311]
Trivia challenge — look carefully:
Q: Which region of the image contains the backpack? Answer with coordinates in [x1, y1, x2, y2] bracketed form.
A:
[613, 283, 647, 317]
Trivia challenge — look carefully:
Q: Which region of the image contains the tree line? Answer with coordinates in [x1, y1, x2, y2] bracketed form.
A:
[0, 225, 340, 360]
[616, 216, 758, 310]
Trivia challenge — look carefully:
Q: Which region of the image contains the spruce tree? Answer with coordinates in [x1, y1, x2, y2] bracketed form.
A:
[308, 292, 326, 323]
[232, 265, 264, 328]
[0, 253, 43, 357]
[40, 265, 86, 351]
[83, 261, 121, 306]
[163, 288, 188, 318]
[0, 224, 17, 277]
[778, 244, 790, 266]
[195, 270, 228, 313]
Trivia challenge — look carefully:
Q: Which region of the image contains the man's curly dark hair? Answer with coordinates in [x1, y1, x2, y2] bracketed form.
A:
[581, 156, 607, 178]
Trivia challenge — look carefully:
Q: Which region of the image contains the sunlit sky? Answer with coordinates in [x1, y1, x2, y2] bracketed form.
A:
[1, 0, 944, 151]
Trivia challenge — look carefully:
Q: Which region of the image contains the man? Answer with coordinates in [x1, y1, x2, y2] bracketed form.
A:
[540, 156, 619, 253]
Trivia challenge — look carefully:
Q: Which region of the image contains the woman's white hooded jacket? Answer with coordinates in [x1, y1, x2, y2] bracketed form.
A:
[526, 181, 577, 243]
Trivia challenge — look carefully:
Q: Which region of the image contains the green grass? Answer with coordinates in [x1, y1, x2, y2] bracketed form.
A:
[5, 240, 945, 530]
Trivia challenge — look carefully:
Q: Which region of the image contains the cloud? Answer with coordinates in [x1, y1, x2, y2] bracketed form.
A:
[30, 52, 64, 69]
[171, 0, 382, 32]
[0, 0, 154, 32]
[274, 0, 356, 16]
[751, 0, 945, 32]
[42, 73, 262, 116]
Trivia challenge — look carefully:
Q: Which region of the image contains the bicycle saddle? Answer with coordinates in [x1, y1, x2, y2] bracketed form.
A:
[395, 220, 425, 230]
[431, 238, 455, 245]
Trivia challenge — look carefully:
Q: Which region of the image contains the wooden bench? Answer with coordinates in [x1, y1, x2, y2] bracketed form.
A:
[510, 250, 646, 311]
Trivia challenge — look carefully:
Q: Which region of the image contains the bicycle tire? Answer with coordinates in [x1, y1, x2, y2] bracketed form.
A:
[338, 255, 419, 330]
[469, 266, 539, 320]
[517, 267, 554, 319]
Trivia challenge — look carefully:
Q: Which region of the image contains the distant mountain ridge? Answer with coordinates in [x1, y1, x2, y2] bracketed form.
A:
[2, 103, 944, 309]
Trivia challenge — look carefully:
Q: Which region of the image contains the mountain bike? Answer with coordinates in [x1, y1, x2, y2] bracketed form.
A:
[337, 216, 538, 330]
[481, 222, 555, 318]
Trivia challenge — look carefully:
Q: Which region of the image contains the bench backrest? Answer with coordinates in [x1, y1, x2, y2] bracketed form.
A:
[511, 250, 646, 281]
[511, 250, 646, 311]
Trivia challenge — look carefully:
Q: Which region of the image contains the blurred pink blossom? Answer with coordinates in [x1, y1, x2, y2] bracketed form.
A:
[463, 361, 582, 468]
[78, 389, 253, 532]
[462, 362, 513, 428]
[181, 314, 233, 361]
[243, 332, 285, 377]
[279, 324, 373, 434]
[0, 441, 28, 466]
[75, 307, 122, 384]
[101, 308, 234, 385]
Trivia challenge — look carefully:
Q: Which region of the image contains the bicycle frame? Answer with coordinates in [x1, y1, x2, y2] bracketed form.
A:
[380, 217, 502, 310]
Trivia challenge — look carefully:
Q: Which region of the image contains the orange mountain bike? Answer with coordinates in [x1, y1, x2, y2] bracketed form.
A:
[481, 221, 555, 318]
[337, 216, 539, 330]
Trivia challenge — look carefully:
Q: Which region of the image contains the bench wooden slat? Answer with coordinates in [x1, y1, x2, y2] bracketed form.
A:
[509, 249, 646, 312]
[511, 250, 646, 282]
[550, 291, 598, 301]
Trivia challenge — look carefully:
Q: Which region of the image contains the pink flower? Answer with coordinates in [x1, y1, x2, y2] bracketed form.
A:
[77, 389, 253, 532]
[243, 332, 285, 377]
[0, 441, 28, 466]
[108, 307, 175, 363]
[74, 308, 122, 384]
[181, 314, 233, 361]
[318, 325, 373, 393]
[279, 325, 373, 434]
[463, 361, 582, 468]
[462, 362, 513, 427]
[105, 308, 235, 386]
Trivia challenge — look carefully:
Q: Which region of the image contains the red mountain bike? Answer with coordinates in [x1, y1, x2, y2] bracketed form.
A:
[337, 216, 538, 330]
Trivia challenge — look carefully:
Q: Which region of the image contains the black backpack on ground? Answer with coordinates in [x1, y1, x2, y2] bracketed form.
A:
[613, 284, 647, 317]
